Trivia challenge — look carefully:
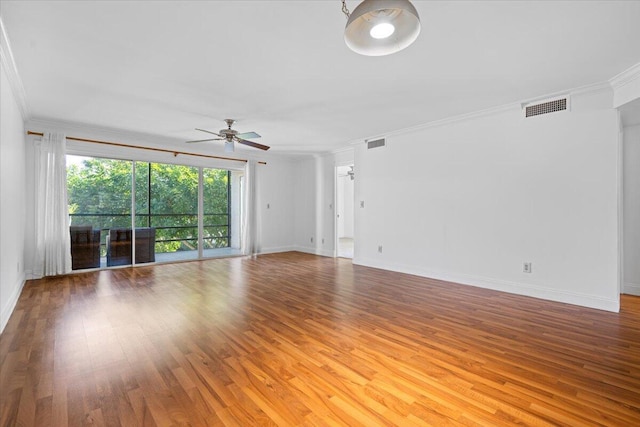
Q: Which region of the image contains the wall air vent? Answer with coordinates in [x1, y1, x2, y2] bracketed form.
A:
[367, 138, 386, 149]
[525, 98, 568, 118]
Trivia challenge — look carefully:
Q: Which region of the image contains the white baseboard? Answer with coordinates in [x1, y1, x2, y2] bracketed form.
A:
[25, 269, 40, 280]
[623, 282, 640, 296]
[258, 246, 296, 255]
[1, 274, 26, 334]
[292, 246, 334, 258]
[353, 257, 619, 313]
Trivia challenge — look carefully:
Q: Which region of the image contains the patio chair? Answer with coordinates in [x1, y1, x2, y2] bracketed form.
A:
[70, 225, 101, 270]
[106, 227, 156, 266]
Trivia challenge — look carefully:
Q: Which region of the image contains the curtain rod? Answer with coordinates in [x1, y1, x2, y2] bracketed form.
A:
[26, 131, 267, 165]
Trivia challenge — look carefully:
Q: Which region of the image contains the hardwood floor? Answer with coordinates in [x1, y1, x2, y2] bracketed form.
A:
[1, 252, 640, 426]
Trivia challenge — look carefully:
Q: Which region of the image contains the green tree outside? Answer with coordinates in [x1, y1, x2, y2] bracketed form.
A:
[67, 156, 231, 256]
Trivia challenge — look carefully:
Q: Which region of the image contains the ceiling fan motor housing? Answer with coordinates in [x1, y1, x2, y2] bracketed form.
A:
[219, 128, 237, 140]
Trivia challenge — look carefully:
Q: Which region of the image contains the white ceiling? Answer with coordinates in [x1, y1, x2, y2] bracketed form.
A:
[2, 1, 639, 155]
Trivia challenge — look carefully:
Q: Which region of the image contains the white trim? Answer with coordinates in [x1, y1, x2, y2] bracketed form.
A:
[292, 246, 333, 258]
[623, 282, 640, 296]
[258, 245, 297, 255]
[342, 81, 612, 148]
[292, 246, 315, 255]
[353, 257, 620, 313]
[562, 81, 613, 98]
[1, 275, 26, 334]
[610, 63, 640, 91]
[0, 16, 30, 120]
[334, 164, 339, 259]
[347, 102, 520, 146]
[617, 113, 624, 298]
[330, 146, 355, 156]
[610, 62, 640, 108]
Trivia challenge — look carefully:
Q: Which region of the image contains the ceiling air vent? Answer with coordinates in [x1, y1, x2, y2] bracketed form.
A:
[525, 98, 568, 118]
[367, 138, 386, 149]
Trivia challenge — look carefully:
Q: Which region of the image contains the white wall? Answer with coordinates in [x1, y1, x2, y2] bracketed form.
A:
[293, 156, 318, 253]
[255, 157, 296, 254]
[353, 92, 620, 312]
[337, 175, 345, 237]
[337, 174, 354, 238]
[293, 150, 355, 256]
[343, 175, 354, 238]
[623, 124, 640, 294]
[0, 61, 27, 332]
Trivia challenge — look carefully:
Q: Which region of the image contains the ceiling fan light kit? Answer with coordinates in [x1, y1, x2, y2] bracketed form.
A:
[342, 0, 421, 56]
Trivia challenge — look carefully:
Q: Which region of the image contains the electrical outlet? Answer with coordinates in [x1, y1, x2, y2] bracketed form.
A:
[310, 237, 314, 243]
[267, 203, 270, 209]
[360, 201, 365, 208]
[378, 245, 383, 253]
[523, 262, 532, 273]
[322, 238, 324, 244]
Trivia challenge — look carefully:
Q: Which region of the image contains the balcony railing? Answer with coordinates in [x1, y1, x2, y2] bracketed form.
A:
[69, 212, 231, 255]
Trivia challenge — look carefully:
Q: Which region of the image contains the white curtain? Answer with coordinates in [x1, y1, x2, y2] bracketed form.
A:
[34, 132, 72, 276]
[241, 160, 260, 257]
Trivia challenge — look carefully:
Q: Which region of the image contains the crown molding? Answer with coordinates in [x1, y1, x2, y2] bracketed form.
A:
[344, 101, 520, 147]
[329, 145, 355, 156]
[609, 62, 640, 90]
[0, 16, 30, 120]
[609, 62, 640, 108]
[564, 80, 613, 97]
[343, 80, 614, 147]
[519, 81, 612, 109]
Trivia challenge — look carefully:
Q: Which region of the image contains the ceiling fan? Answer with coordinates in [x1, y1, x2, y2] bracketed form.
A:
[186, 119, 270, 152]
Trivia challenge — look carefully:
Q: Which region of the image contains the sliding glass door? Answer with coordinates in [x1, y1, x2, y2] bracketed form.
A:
[67, 155, 235, 270]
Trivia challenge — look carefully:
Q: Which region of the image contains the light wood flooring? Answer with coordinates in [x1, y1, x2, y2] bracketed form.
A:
[1, 252, 640, 426]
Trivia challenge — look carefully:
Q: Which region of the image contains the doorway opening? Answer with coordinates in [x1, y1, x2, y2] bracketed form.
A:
[620, 100, 640, 296]
[336, 164, 355, 259]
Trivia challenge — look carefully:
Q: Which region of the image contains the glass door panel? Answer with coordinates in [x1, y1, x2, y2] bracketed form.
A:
[137, 162, 199, 263]
[203, 168, 235, 258]
[67, 155, 133, 269]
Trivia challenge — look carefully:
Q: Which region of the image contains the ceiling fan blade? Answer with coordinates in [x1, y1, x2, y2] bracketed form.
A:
[186, 138, 224, 143]
[236, 138, 270, 151]
[195, 128, 222, 137]
[235, 131, 261, 139]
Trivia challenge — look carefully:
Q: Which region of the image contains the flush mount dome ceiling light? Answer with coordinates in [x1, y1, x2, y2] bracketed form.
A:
[341, 0, 420, 56]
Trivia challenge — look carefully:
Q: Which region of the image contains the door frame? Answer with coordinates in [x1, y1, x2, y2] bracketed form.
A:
[334, 161, 354, 259]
